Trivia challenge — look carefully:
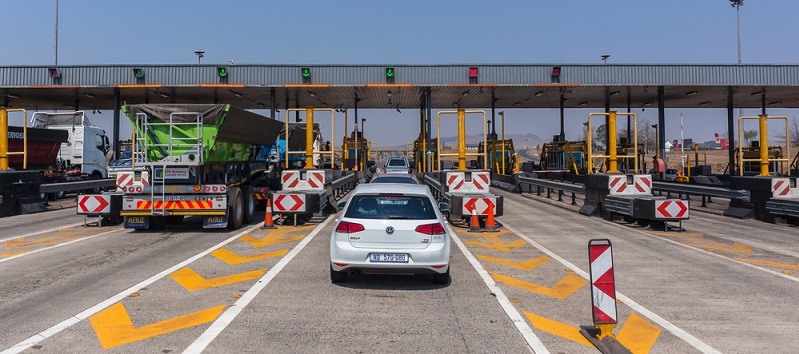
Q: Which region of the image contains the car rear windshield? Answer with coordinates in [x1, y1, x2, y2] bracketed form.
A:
[387, 159, 408, 167]
[345, 194, 436, 220]
[370, 177, 417, 184]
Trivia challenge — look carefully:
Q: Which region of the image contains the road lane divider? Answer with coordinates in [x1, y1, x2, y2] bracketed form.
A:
[4, 236, 81, 250]
[1, 223, 265, 354]
[463, 232, 527, 252]
[525, 311, 661, 353]
[448, 225, 550, 354]
[169, 268, 267, 292]
[89, 302, 226, 350]
[0, 229, 119, 264]
[501, 224, 721, 354]
[183, 216, 334, 353]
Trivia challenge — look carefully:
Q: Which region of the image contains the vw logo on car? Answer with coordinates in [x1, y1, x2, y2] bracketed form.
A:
[385, 226, 394, 234]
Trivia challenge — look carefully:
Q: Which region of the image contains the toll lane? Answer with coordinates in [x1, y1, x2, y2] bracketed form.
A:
[494, 188, 799, 353]
[203, 217, 533, 353]
[0, 216, 266, 352]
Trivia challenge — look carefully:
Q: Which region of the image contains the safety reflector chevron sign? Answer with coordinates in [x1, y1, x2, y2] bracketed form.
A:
[77, 195, 111, 214]
[588, 239, 617, 325]
[654, 200, 689, 219]
[273, 194, 306, 212]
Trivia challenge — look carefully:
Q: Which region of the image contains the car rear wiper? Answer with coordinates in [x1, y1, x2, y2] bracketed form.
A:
[386, 215, 410, 219]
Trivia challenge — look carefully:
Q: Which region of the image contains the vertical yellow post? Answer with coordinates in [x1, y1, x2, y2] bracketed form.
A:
[759, 114, 770, 176]
[608, 111, 618, 173]
[586, 121, 593, 173]
[305, 107, 315, 168]
[457, 108, 466, 170]
[501, 111, 506, 174]
[0, 108, 8, 170]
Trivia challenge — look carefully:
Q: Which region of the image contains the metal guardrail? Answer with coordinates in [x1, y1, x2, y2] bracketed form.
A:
[652, 181, 751, 203]
[330, 173, 358, 200]
[40, 179, 116, 193]
[423, 174, 444, 201]
[517, 176, 585, 205]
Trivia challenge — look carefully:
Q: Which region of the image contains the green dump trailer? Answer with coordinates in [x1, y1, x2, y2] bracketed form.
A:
[118, 104, 284, 230]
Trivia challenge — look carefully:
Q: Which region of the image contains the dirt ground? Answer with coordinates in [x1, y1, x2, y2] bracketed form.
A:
[662, 147, 797, 174]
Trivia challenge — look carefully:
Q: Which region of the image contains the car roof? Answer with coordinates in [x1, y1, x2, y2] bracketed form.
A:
[353, 183, 429, 196]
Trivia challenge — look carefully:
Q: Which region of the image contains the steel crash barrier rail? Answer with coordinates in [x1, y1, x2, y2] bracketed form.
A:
[517, 176, 584, 205]
[651, 181, 751, 206]
[40, 178, 117, 194]
[330, 172, 358, 200]
[423, 174, 445, 201]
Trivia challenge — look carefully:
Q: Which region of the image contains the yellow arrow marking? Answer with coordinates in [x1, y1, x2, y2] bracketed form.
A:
[683, 240, 752, 254]
[240, 234, 305, 248]
[0, 250, 30, 258]
[649, 231, 703, 239]
[89, 302, 225, 349]
[736, 258, 799, 271]
[169, 267, 266, 291]
[616, 313, 661, 353]
[523, 311, 593, 347]
[211, 248, 288, 265]
[464, 235, 527, 252]
[492, 272, 586, 300]
[476, 254, 552, 271]
[4, 236, 81, 250]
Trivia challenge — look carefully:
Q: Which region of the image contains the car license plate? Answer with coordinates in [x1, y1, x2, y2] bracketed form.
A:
[370, 253, 408, 263]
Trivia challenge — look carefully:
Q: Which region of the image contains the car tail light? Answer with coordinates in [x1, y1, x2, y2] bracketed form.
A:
[415, 223, 445, 235]
[336, 221, 365, 233]
[408, 168, 412, 174]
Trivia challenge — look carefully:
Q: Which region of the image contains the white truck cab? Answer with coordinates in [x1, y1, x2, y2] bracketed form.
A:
[31, 111, 110, 178]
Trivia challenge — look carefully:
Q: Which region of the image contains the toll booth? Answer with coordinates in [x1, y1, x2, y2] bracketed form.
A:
[478, 139, 518, 175]
[412, 136, 437, 173]
[343, 131, 370, 171]
[540, 138, 588, 174]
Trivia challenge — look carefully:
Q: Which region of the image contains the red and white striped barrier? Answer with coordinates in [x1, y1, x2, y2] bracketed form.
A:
[771, 178, 798, 199]
[588, 239, 617, 326]
[281, 170, 326, 191]
[608, 174, 651, 196]
[446, 171, 490, 193]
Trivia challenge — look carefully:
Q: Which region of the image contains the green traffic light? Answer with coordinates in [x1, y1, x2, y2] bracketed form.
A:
[302, 68, 311, 78]
[386, 68, 394, 78]
[133, 68, 144, 79]
[218, 67, 228, 78]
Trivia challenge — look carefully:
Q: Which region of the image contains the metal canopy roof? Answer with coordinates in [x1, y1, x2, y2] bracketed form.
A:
[2, 64, 799, 110]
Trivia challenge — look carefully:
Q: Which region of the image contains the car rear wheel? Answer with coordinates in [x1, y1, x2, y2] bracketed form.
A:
[330, 265, 347, 283]
[432, 268, 450, 285]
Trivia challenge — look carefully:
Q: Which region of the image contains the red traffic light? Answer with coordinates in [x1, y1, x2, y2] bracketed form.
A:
[48, 68, 61, 79]
[551, 66, 561, 77]
[468, 67, 478, 78]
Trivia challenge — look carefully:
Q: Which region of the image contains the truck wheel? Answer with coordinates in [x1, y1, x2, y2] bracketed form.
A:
[228, 188, 244, 229]
[242, 186, 255, 224]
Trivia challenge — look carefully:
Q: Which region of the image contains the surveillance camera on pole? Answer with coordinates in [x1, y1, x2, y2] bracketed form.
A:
[194, 50, 205, 64]
[601, 54, 610, 63]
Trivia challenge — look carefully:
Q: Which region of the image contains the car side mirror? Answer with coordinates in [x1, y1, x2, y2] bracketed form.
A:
[438, 203, 451, 212]
[337, 202, 347, 209]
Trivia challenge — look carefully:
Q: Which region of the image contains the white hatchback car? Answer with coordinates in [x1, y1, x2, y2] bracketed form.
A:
[330, 184, 451, 284]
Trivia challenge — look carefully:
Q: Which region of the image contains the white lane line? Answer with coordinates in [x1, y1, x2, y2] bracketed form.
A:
[0, 222, 85, 243]
[183, 217, 333, 354]
[448, 226, 547, 354]
[0, 228, 120, 264]
[502, 224, 721, 354]
[1, 222, 264, 354]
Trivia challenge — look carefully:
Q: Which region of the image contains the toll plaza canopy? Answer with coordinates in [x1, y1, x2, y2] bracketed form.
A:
[2, 64, 799, 110]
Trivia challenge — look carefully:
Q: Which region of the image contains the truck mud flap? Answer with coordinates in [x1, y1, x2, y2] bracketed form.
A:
[124, 216, 150, 229]
[203, 215, 228, 229]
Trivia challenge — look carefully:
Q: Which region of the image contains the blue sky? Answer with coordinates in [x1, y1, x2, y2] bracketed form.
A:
[2, 0, 798, 147]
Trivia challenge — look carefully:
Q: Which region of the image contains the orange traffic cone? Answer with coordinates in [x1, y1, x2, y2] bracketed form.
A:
[261, 197, 276, 229]
[469, 209, 482, 232]
[484, 202, 498, 232]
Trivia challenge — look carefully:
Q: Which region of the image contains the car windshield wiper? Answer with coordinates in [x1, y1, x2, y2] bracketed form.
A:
[386, 215, 410, 219]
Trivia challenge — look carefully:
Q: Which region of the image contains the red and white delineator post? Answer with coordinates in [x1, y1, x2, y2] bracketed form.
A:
[588, 239, 617, 340]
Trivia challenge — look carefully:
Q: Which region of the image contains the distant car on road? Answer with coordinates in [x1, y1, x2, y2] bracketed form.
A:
[330, 184, 451, 284]
[648, 168, 678, 181]
[383, 156, 412, 174]
[369, 174, 420, 184]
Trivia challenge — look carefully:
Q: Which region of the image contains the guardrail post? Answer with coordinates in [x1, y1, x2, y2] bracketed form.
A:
[558, 190, 564, 202]
[701, 195, 707, 207]
[546, 187, 552, 199]
[571, 192, 577, 205]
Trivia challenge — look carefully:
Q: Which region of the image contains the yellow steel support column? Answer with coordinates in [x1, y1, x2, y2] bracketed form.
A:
[607, 111, 619, 173]
[758, 114, 770, 176]
[500, 111, 506, 175]
[0, 108, 8, 170]
[305, 107, 315, 168]
[457, 108, 466, 170]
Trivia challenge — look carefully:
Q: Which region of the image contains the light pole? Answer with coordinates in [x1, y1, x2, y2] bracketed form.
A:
[54, 0, 58, 65]
[194, 50, 205, 64]
[601, 54, 610, 64]
[730, 0, 743, 64]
